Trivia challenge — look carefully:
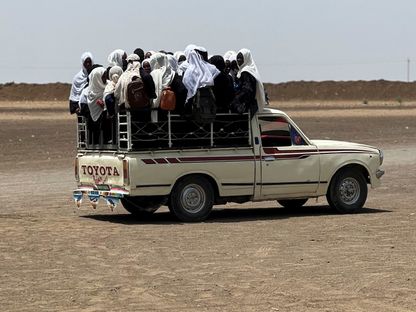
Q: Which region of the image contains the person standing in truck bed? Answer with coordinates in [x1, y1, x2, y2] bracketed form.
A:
[209, 55, 235, 113]
[231, 48, 266, 116]
[69, 52, 94, 115]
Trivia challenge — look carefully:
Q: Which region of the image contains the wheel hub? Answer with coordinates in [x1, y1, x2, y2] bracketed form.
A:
[181, 184, 206, 213]
[339, 177, 360, 205]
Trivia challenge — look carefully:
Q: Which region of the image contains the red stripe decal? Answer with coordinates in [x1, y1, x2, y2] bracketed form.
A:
[167, 158, 180, 163]
[142, 159, 156, 164]
[155, 158, 168, 164]
[178, 156, 254, 162]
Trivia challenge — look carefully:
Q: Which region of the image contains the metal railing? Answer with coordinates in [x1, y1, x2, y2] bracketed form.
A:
[77, 112, 251, 152]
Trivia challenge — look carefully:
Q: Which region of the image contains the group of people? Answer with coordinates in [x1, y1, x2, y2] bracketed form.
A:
[69, 44, 268, 142]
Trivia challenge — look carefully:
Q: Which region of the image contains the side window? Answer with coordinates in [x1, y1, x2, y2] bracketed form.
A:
[259, 116, 306, 147]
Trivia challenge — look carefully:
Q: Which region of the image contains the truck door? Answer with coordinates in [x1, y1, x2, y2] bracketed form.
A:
[258, 116, 320, 199]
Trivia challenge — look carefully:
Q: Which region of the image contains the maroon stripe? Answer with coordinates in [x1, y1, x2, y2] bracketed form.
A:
[142, 159, 156, 164]
[166, 158, 180, 163]
[263, 148, 319, 154]
[178, 155, 254, 162]
[155, 158, 168, 164]
[319, 149, 371, 153]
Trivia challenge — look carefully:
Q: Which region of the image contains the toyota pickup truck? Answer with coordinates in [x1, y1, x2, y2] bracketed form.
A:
[73, 108, 384, 222]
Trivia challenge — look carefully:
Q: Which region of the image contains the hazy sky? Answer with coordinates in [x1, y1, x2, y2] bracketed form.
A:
[1, 0, 416, 83]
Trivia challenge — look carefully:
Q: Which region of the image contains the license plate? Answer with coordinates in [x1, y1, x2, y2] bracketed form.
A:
[95, 184, 110, 191]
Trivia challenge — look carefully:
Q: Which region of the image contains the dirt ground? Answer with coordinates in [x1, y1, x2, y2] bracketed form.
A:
[0, 100, 415, 312]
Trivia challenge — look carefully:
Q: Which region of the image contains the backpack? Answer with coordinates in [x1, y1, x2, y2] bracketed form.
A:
[192, 87, 216, 124]
[159, 87, 176, 111]
[126, 79, 150, 110]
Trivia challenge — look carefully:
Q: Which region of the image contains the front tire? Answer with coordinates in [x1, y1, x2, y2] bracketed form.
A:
[326, 168, 368, 213]
[278, 199, 308, 209]
[170, 176, 214, 222]
[121, 196, 163, 217]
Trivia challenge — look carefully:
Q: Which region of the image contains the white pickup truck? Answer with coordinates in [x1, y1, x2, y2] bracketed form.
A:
[73, 108, 384, 222]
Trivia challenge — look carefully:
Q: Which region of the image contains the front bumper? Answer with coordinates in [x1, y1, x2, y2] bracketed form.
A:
[376, 169, 385, 179]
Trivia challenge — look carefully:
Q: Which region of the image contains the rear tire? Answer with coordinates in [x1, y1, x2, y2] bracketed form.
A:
[326, 168, 367, 213]
[278, 199, 308, 209]
[121, 196, 163, 217]
[169, 176, 214, 222]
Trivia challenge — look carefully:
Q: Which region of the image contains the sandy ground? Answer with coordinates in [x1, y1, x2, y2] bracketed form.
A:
[0, 101, 415, 312]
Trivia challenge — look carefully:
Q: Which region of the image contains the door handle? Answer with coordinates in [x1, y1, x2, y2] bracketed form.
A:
[264, 156, 275, 162]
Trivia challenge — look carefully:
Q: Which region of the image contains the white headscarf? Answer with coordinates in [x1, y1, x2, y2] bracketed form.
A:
[86, 67, 107, 122]
[69, 52, 94, 102]
[237, 48, 266, 112]
[114, 59, 141, 107]
[104, 66, 123, 99]
[174, 51, 186, 75]
[174, 51, 185, 62]
[150, 53, 176, 122]
[127, 54, 140, 63]
[107, 49, 126, 67]
[184, 44, 199, 57]
[167, 54, 178, 73]
[141, 58, 152, 74]
[223, 50, 236, 62]
[181, 44, 204, 76]
[182, 50, 220, 102]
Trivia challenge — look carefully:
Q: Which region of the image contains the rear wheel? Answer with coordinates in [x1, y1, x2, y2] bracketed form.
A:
[326, 168, 367, 213]
[121, 196, 164, 217]
[278, 199, 308, 209]
[169, 176, 214, 222]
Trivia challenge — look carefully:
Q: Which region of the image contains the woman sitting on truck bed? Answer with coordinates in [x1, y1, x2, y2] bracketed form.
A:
[230, 48, 266, 117]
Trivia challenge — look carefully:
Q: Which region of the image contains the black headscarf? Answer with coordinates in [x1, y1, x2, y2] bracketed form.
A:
[133, 48, 145, 62]
[209, 55, 226, 72]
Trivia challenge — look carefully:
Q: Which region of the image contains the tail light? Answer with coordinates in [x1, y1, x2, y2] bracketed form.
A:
[75, 157, 79, 182]
[123, 159, 129, 186]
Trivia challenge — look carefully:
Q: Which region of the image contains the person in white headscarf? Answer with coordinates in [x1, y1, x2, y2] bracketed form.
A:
[126, 53, 140, 70]
[86, 67, 107, 122]
[174, 51, 187, 76]
[182, 49, 220, 102]
[166, 54, 178, 73]
[107, 49, 127, 70]
[80, 66, 107, 144]
[231, 48, 266, 116]
[114, 56, 141, 107]
[177, 44, 206, 76]
[142, 58, 152, 75]
[104, 66, 123, 116]
[149, 53, 176, 122]
[223, 50, 236, 75]
[69, 52, 94, 114]
[144, 50, 156, 59]
[174, 51, 186, 62]
[101, 66, 123, 143]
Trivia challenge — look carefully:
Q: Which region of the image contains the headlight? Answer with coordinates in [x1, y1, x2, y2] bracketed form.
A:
[378, 149, 384, 166]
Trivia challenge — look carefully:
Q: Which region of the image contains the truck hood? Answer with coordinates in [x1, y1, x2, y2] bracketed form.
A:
[310, 139, 379, 153]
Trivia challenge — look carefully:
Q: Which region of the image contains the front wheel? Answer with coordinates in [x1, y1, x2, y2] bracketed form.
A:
[278, 199, 308, 209]
[121, 196, 164, 217]
[169, 176, 214, 222]
[326, 168, 368, 213]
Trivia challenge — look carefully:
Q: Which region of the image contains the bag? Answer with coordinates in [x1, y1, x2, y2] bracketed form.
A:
[126, 79, 150, 110]
[231, 100, 246, 114]
[160, 87, 176, 111]
[192, 87, 216, 124]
